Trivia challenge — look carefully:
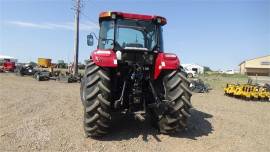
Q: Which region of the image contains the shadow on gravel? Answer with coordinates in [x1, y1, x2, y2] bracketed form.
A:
[172, 109, 213, 140]
[98, 109, 213, 142]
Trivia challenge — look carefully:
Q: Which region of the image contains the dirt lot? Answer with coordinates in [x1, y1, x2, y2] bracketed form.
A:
[0, 73, 270, 152]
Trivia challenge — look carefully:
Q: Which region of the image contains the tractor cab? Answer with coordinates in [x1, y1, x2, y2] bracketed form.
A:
[96, 12, 166, 52]
[87, 12, 177, 79]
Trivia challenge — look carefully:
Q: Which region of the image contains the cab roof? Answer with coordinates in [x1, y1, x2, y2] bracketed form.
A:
[99, 11, 167, 25]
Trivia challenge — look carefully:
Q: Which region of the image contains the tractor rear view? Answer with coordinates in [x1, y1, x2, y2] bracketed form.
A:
[80, 11, 192, 137]
[3, 60, 16, 72]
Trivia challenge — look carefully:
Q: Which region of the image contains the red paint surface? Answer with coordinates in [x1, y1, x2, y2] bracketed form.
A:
[117, 12, 154, 20]
[3, 61, 16, 71]
[91, 50, 118, 67]
[154, 53, 180, 79]
[99, 11, 166, 24]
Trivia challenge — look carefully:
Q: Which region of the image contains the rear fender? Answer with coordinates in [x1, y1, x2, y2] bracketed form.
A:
[154, 53, 180, 79]
[91, 49, 118, 67]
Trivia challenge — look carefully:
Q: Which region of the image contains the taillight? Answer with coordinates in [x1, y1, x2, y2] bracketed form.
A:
[99, 12, 111, 18]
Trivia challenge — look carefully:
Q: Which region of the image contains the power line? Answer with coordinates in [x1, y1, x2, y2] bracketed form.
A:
[78, 0, 98, 24]
[81, 11, 98, 25]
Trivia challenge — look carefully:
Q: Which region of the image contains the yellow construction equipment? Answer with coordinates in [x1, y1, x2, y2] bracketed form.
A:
[224, 84, 237, 96]
[233, 85, 244, 98]
[242, 85, 252, 100]
[38, 58, 51, 68]
[224, 83, 270, 101]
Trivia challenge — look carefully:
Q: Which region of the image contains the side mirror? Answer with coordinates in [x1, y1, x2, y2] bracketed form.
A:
[87, 34, 94, 46]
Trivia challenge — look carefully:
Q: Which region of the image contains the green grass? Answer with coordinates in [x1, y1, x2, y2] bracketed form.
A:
[198, 73, 248, 90]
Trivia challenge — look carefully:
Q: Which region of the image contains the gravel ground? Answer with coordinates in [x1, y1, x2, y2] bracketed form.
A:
[0, 73, 270, 152]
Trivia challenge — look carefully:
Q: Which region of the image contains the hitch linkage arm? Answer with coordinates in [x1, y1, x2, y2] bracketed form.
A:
[149, 81, 170, 116]
[114, 81, 127, 108]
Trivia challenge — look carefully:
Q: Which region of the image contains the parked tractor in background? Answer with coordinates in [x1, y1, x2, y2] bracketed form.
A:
[2, 60, 16, 72]
[80, 11, 192, 137]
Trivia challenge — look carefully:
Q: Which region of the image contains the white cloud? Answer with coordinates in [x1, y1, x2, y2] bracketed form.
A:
[6, 20, 99, 31]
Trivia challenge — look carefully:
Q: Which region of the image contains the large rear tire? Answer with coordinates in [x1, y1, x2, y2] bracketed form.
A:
[156, 70, 193, 134]
[80, 60, 112, 137]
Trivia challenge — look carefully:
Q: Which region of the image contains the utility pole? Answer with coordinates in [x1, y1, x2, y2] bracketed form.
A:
[73, 0, 81, 75]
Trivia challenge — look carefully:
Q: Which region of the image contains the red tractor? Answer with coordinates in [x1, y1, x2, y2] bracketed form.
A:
[2, 60, 16, 72]
[81, 11, 192, 137]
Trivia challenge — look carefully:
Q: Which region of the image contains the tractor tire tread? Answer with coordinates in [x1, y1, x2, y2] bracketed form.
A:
[156, 70, 192, 134]
[86, 75, 100, 88]
[178, 72, 191, 84]
[180, 83, 193, 95]
[169, 78, 181, 91]
[98, 70, 110, 81]
[173, 101, 184, 112]
[85, 113, 99, 124]
[85, 87, 99, 101]
[81, 60, 112, 137]
[98, 94, 110, 106]
[168, 70, 177, 80]
[86, 60, 95, 69]
[97, 108, 111, 120]
[85, 100, 99, 113]
[86, 66, 99, 77]
[98, 82, 110, 94]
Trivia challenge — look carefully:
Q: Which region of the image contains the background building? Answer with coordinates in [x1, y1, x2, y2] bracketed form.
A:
[239, 55, 270, 76]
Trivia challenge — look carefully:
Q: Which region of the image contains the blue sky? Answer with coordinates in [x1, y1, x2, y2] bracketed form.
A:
[0, 0, 269, 70]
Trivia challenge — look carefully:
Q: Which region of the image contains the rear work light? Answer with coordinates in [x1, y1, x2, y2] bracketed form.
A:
[94, 50, 112, 57]
[156, 17, 167, 25]
[99, 12, 112, 18]
[164, 53, 177, 60]
[111, 13, 116, 19]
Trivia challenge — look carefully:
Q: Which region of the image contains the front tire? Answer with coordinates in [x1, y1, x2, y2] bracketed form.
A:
[156, 70, 193, 134]
[81, 60, 112, 137]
